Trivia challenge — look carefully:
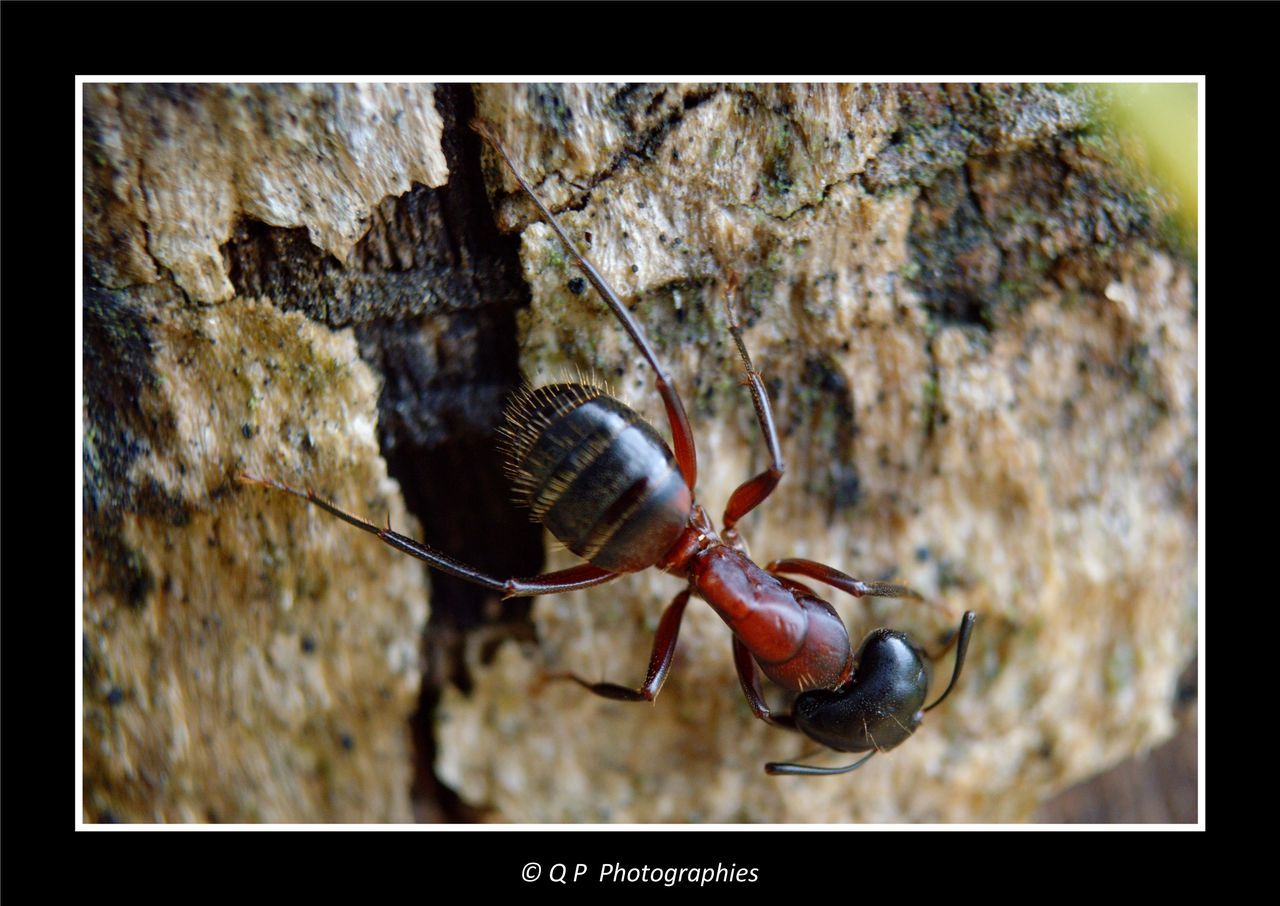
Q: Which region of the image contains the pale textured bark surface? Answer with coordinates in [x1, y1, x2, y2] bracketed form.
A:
[84, 84, 448, 302]
[82, 85, 446, 822]
[83, 288, 429, 822]
[438, 84, 1197, 822]
[82, 83, 1197, 823]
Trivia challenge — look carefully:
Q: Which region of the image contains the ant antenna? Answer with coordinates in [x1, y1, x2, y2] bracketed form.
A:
[924, 612, 977, 712]
[765, 751, 876, 777]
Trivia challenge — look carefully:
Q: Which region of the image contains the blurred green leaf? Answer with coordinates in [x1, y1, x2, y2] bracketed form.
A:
[1101, 83, 1198, 246]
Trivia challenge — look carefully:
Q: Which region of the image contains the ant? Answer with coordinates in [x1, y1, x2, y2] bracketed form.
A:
[243, 118, 976, 776]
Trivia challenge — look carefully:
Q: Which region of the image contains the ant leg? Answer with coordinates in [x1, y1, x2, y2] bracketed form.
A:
[240, 475, 617, 599]
[547, 588, 691, 702]
[471, 118, 697, 490]
[732, 636, 797, 730]
[721, 274, 785, 535]
[766, 558, 925, 602]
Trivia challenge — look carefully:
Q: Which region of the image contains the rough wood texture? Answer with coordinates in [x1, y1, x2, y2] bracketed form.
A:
[82, 83, 1197, 823]
[84, 84, 448, 302]
[82, 85, 449, 822]
[83, 288, 428, 821]
[436, 84, 1197, 821]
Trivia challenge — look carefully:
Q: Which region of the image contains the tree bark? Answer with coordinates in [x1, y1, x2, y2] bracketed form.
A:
[82, 82, 1197, 823]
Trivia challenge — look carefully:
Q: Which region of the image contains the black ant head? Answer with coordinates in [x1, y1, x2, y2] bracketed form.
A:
[792, 629, 931, 753]
[766, 612, 975, 776]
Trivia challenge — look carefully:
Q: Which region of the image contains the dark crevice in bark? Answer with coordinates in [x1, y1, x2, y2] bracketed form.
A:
[375, 84, 543, 824]
[216, 84, 547, 821]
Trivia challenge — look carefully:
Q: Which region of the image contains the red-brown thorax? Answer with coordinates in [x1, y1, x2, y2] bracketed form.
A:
[658, 505, 855, 693]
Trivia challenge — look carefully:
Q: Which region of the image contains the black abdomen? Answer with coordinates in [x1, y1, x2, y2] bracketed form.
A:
[500, 383, 692, 573]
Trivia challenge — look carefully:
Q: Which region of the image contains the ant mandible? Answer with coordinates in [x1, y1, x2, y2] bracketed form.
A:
[243, 118, 977, 776]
